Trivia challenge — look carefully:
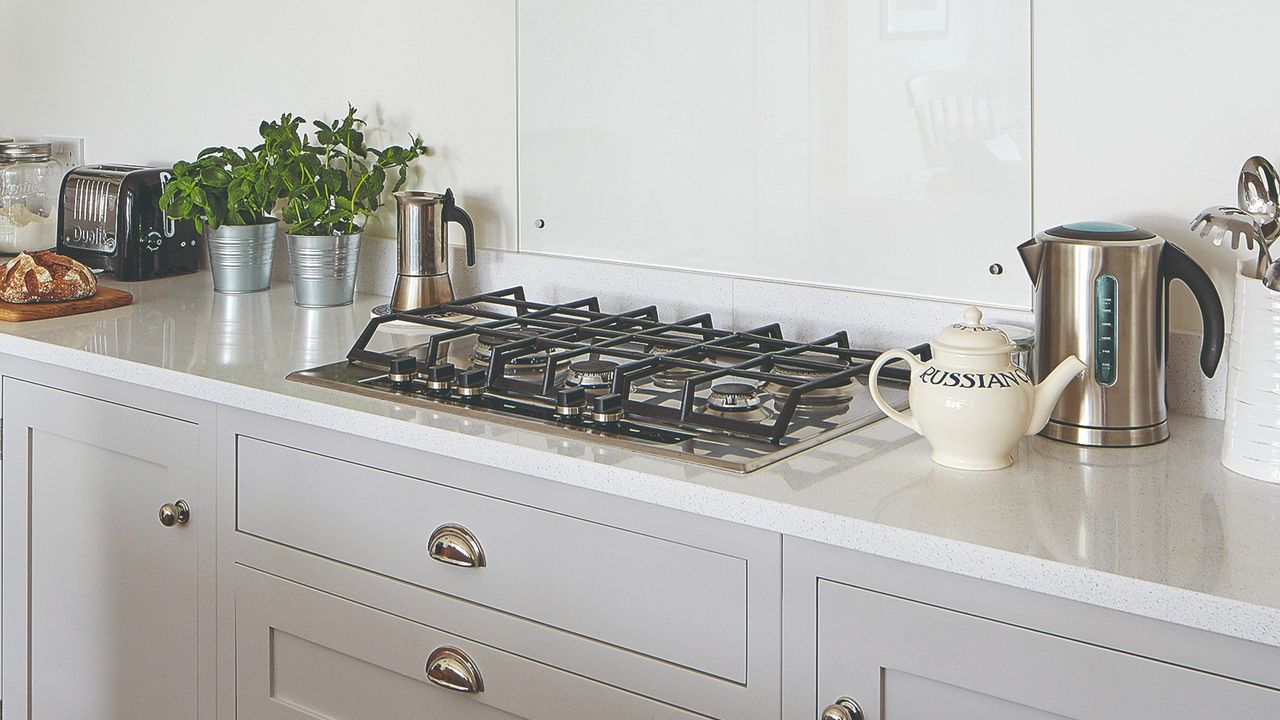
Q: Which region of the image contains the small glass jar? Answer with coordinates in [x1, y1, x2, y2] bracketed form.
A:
[993, 323, 1035, 375]
[0, 142, 60, 254]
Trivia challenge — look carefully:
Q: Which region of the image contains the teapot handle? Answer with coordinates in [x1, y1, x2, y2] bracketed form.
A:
[868, 349, 922, 435]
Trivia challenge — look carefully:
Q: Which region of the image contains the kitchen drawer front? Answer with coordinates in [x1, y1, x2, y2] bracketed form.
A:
[235, 435, 748, 682]
[236, 565, 701, 720]
[817, 579, 1280, 719]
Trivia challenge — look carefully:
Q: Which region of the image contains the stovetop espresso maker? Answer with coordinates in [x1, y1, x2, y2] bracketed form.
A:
[388, 189, 475, 311]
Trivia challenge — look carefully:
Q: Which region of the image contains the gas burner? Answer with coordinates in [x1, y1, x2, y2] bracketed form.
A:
[646, 350, 726, 389]
[764, 356, 857, 407]
[702, 382, 773, 423]
[472, 329, 550, 373]
[564, 359, 619, 391]
[372, 303, 474, 321]
[706, 382, 764, 411]
[649, 363, 703, 389]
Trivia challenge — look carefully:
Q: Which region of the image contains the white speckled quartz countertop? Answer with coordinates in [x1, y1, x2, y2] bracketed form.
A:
[2, 272, 1277, 651]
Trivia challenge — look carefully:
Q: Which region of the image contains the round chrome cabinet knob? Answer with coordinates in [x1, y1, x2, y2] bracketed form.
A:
[820, 697, 864, 720]
[158, 499, 190, 527]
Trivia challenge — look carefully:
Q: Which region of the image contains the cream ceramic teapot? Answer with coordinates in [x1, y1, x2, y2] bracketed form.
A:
[868, 307, 1086, 471]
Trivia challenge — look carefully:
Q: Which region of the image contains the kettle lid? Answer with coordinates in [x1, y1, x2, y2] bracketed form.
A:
[932, 307, 1014, 355]
[1043, 221, 1157, 242]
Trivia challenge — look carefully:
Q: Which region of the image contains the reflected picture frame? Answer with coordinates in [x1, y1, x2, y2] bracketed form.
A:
[882, 0, 949, 39]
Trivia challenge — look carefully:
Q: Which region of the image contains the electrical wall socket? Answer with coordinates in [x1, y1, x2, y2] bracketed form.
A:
[43, 136, 85, 170]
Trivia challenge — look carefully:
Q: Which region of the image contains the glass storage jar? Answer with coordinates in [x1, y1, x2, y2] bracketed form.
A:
[0, 142, 60, 254]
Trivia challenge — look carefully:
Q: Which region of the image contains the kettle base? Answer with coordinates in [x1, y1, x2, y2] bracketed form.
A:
[1040, 419, 1169, 448]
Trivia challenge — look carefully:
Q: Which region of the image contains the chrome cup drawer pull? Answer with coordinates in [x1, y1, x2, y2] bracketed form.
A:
[428, 524, 486, 568]
[425, 646, 484, 694]
[820, 697, 864, 720]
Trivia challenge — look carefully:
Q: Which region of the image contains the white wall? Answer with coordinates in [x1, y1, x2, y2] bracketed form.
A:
[3, 0, 517, 247]
[5, 0, 1274, 331]
[1033, 1, 1277, 330]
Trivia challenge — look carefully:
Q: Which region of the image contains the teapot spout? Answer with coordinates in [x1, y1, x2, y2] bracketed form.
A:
[1025, 355, 1086, 436]
[1017, 238, 1043, 282]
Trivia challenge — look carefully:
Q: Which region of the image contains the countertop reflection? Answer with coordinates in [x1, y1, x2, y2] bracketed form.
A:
[0, 271, 1277, 647]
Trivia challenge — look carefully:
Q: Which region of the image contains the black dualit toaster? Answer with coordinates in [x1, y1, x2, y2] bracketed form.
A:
[57, 164, 200, 280]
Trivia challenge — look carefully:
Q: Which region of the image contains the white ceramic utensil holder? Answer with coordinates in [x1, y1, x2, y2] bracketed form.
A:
[1221, 262, 1280, 483]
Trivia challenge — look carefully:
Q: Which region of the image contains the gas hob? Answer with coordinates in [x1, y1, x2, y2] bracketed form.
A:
[288, 287, 930, 473]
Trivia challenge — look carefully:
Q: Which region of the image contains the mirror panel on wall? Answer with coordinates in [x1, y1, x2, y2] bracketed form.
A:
[519, 0, 1032, 307]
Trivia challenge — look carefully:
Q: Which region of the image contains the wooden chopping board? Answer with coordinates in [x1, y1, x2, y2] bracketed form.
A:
[0, 286, 133, 322]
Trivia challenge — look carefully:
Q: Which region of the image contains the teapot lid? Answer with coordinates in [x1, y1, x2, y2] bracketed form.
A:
[931, 307, 1014, 355]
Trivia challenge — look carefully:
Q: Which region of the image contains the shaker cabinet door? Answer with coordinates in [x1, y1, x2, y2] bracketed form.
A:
[235, 565, 701, 720]
[816, 580, 1280, 720]
[2, 379, 202, 720]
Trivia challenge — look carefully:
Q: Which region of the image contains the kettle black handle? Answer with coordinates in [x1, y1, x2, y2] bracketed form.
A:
[1161, 241, 1224, 377]
[443, 188, 476, 267]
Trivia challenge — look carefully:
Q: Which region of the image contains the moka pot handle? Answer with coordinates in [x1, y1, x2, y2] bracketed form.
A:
[1160, 241, 1224, 377]
[443, 188, 476, 267]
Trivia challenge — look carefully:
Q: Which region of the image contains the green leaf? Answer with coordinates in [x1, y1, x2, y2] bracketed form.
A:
[199, 165, 232, 187]
[197, 145, 231, 159]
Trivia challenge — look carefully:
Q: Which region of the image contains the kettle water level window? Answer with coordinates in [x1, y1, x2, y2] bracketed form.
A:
[1094, 275, 1118, 386]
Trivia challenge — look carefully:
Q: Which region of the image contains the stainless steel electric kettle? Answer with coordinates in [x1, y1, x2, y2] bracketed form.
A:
[1017, 221, 1224, 447]
[390, 189, 475, 312]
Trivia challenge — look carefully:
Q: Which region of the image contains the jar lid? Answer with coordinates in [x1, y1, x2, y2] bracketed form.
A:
[991, 323, 1034, 352]
[931, 306, 1014, 355]
[0, 142, 53, 163]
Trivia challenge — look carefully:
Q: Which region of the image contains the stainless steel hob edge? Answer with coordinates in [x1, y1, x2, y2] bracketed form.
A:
[288, 363, 912, 474]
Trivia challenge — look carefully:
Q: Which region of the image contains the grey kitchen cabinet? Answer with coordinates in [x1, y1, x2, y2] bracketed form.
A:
[784, 536, 1280, 720]
[236, 434, 747, 681]
[235, 564, 702, 720]
[816, 580, 1280, 719]
[2, 360, 1277, 720]
[1, 367, 217, 720]
[217, 406, 781, 720]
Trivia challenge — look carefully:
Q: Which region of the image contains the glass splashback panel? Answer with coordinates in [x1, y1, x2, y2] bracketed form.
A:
[519, 0, 1032, 307]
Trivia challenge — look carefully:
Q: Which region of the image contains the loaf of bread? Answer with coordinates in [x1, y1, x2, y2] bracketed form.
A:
[0, 251, 97, 304]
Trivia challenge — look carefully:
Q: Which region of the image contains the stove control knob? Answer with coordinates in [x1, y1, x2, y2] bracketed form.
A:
[590, 393, 624, 424]
[425, 363, 457, 391]
[457, 368, 488, 397]
[387, 356, 418, 387]
[555, 387, 587, 417]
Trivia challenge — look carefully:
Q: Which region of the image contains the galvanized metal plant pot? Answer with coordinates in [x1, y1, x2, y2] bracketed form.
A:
[205, 218, 278, 294]
[286, 232, 361, 307]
